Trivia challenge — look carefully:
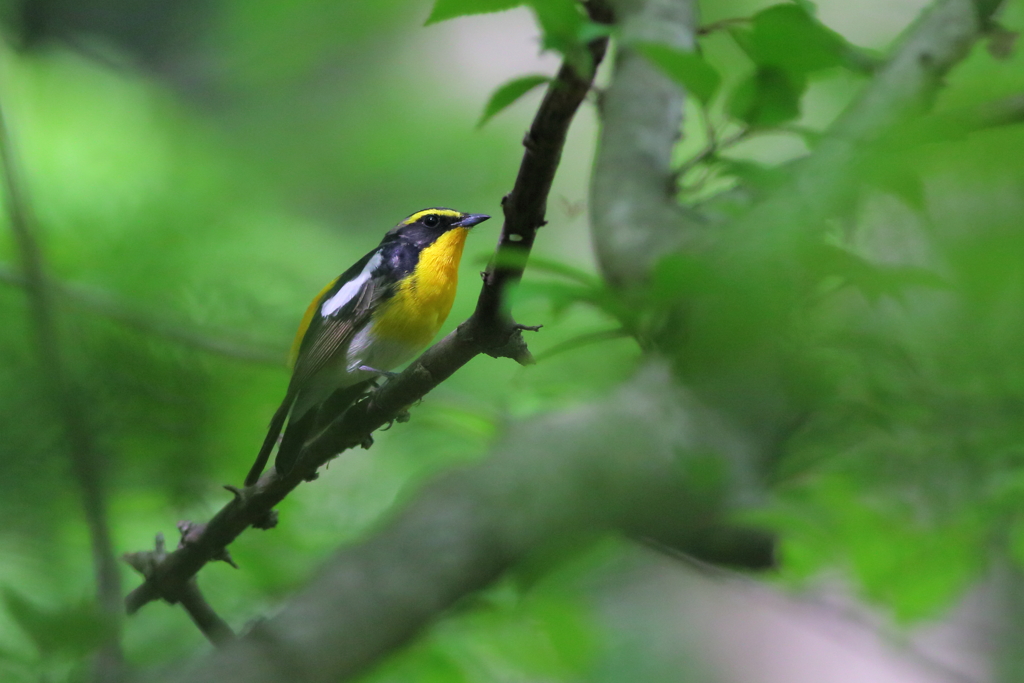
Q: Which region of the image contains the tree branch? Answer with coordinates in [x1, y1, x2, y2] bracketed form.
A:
[0, 75, 123, 680]
[590, 0, 704, 288]
[124, 9, 612, 617]
[178, 581, 236, 648]
[156, 363, 769, 683]
[124, 533, 236, 648]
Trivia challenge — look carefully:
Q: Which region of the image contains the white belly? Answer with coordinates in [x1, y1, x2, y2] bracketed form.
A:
[290, 323, 420, 419]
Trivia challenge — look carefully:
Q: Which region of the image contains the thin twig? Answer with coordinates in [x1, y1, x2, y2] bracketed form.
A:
[0, 262, 285, 365]
[670, 110, 718, 192]
[123, 534, 235, 648]
[179, 581, 236, 648]
[674, 123, 772, 197]
[124, 3, 614, 618]
[0, 70, 123, 680]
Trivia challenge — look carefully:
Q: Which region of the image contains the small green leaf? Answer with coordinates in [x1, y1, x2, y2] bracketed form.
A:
[732, 5, 854, 78]
[529, 0, 585, 50]
[577, 20, 613, 45]
[527, 0, 598, 74]
[478, 75, 550, 128]
[728, 66, 804, 127]
[634, 42, 722, 104]
[426, 0, 524, 25]
[754, 5, 846, 73]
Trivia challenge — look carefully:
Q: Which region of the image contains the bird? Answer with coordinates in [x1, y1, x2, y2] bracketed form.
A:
[244, 208, 491, 486]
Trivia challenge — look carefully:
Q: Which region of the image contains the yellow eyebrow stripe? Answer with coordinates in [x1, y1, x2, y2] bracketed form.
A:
[401, 208, 462, 225]
[289, 275, 340, 368]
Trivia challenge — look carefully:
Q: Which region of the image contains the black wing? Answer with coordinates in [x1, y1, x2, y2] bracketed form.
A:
[288, 268, 388, 392]
[244, 235, 415, 486]
[244, 252, 392, 486]
[288, 235, 418, 392]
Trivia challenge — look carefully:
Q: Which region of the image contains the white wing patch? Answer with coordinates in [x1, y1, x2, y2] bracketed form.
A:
[320, 252, 383, 318]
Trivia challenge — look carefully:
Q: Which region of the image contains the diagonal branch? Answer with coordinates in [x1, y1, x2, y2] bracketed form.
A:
[123, 6, 613, 617]
[0, 74, 123, 680]
[156, 363, 771, 683]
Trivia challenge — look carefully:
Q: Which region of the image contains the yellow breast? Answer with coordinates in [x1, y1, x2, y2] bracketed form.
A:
[371, 227, 469, 347]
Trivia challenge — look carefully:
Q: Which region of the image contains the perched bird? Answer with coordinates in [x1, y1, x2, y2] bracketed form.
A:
[245, 208, 490, 486]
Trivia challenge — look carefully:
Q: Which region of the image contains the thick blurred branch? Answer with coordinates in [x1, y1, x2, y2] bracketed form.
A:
[124, 7, 612, 617]
[590, 0, 703, 287]
[0, 79, 123, 680]
[157, 363, 767, 683]
[0, 262, 286, 365]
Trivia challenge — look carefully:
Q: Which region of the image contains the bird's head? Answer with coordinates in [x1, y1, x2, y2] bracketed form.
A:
[390, 208, 490, 247]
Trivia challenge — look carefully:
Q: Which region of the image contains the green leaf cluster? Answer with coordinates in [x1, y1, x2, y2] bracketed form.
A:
[727, 4, 867, 126]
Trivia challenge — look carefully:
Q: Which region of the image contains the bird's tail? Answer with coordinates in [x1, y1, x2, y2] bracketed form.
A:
[273, 380, 374, 481]
[245, 397, 292, 486]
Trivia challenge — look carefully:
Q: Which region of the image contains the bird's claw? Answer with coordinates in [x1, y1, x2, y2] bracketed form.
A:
[358, 365, 400, 380]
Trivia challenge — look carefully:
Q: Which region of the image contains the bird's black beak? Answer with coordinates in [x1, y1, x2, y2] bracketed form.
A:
[455, 213, 490, 228]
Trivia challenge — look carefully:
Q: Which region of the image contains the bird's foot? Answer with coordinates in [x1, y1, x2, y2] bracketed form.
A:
[358, 365, 400, 379]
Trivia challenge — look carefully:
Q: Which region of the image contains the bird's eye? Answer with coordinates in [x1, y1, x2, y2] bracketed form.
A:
[422, 214, 440, 228]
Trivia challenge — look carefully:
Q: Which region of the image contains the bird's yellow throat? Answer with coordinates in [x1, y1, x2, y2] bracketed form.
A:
[370, 227, 470, 347]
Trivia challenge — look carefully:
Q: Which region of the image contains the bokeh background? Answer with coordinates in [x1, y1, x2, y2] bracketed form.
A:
[0, 0, 1023, 681]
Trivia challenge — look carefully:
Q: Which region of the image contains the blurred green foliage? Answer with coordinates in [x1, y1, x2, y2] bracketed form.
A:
[1, 0, 1024, 681]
